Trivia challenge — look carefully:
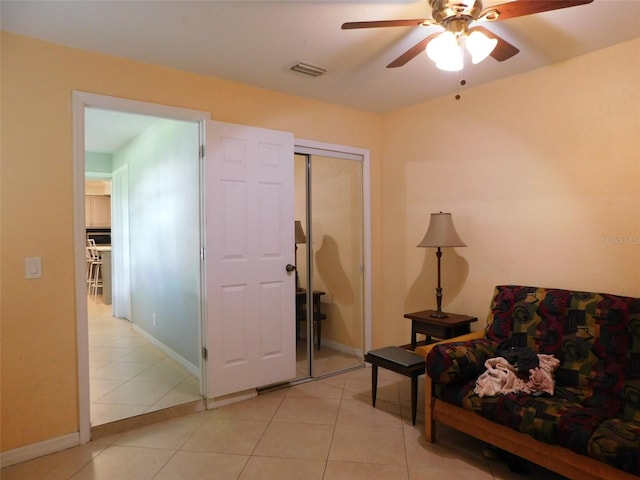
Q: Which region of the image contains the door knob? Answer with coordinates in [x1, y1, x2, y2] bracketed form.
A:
[285, 264, 296, 273]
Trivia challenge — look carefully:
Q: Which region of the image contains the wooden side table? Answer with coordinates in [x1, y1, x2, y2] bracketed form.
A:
[404, 310, 478, 350]
[296, 290, 327, 350]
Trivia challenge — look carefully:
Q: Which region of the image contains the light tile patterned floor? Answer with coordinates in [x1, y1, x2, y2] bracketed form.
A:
[2, 367, 568, 480]
[294, 328, 363, 379]
[88, 299, 201, 426]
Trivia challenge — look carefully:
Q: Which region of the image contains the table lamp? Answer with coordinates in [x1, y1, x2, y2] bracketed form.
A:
[295, 220, 307, 290]
[417, 212, 466, 318]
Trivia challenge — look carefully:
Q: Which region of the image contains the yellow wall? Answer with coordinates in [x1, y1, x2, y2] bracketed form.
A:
[1, 30, 639, 453]
[379, 38, 640, 346]
[0, 32, 383, 451]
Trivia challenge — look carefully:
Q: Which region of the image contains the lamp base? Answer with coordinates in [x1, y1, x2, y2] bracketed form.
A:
[430, 311, 449, 319]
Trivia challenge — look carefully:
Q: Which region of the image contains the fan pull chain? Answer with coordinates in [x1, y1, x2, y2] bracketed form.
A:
[455, 68, 466, 100]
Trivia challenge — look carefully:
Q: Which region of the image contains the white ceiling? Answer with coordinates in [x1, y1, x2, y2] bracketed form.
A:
[2, 0, 639, 114]
[85, 108, 161, 153]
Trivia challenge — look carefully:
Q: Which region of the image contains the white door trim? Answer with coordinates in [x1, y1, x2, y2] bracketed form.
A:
[72, 91, 210, 443]
[294, 138, 372, 354]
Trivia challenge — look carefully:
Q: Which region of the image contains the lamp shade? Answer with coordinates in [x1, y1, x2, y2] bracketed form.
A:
[426, 31, 464, 72]
[466, 30, 497, 64]
[295, 220, 307, 244]
[417, 212, 466, 248]
[425, 28, 497, 72]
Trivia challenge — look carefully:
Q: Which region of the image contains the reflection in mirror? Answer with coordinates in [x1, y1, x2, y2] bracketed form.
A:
[294, 153, 364, 378]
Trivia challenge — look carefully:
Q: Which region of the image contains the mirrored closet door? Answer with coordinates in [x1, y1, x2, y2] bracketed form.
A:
[294, 151, 365, 379]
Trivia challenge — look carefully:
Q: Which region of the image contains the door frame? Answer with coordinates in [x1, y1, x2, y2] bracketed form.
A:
[294, 139, 372, 357]
[73, 93, 373, 442]
[72, 91, 210, 443]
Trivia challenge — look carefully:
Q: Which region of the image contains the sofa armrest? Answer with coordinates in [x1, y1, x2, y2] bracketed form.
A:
[424, 335, 498, 385]
[415, 330, 484, 359]
[416, 331, 492, 443]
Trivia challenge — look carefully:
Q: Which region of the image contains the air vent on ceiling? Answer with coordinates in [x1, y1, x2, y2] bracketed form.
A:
[290, 62, 327, 77]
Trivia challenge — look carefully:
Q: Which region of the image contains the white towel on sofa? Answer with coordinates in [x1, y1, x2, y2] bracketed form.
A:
[474, 354, 560, 397]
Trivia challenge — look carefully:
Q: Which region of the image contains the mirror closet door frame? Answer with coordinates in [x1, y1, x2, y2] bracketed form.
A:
[294, 140, 372, 378]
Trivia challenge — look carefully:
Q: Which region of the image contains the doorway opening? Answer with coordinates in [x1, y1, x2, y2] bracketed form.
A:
[74, 92, 210, 441]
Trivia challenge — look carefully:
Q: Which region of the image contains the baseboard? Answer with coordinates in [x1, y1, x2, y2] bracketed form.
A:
[91, 399, 206, 440]
[320, 337, 363, 359]
[207, 389, 257, 409]
[1, 432, 80, 468]
[131, 324, 200, 378]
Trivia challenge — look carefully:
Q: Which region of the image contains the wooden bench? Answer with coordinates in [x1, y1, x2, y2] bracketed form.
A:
[364, 346, 426, 425]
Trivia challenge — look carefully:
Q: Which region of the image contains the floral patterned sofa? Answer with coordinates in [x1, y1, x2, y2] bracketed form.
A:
[416, 285, 640, 480]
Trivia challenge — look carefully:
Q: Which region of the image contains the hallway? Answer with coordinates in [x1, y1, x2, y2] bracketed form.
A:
[88, 299, 201, 426]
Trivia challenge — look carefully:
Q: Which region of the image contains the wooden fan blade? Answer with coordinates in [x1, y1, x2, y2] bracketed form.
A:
[483, 0, 593, 22]
[469, 26, 519, 61]
[342, 19, 432, 29]
[387, 33, 440, 68]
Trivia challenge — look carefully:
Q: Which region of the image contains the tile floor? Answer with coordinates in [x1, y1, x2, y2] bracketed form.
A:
[88, 299, 202, 426]
[89, 293, 363, 426]
[2, 367, 568, 480]
[296, 338, 363, 379]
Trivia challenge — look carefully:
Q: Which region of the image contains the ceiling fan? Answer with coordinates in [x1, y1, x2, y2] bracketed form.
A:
[342, 0, 594, 71]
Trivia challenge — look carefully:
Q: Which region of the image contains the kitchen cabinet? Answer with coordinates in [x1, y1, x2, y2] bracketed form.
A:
[85, 195, 111, 227]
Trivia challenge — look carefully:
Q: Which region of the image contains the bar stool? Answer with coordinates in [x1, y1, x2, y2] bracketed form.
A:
[87, 245, 103, 298]
[85, 239, 98, 291]
[85, 246, 94, 288]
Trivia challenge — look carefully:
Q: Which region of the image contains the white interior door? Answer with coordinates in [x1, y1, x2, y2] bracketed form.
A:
[206, 120, 295, 398]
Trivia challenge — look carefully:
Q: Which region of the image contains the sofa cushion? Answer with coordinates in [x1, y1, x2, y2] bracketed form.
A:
[485, 286, 640, 406]
[426, 338, 497, 384]
[588, 417, 640, 475]
[485, 286, 570, 351]
[437, 381, 608, 454]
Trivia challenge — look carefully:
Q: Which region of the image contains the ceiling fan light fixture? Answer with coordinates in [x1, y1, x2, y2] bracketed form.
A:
[435, 55, 463, 72]
[465, 30, 497, 64]
[345, 0, 594, 72]
[426, 31, 464, 71]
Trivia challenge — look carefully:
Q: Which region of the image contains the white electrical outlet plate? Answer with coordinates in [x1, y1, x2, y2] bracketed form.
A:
[25, 257, 42, 279]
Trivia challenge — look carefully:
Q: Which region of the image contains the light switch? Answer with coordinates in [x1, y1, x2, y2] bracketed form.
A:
[25, 257, 42, 279]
